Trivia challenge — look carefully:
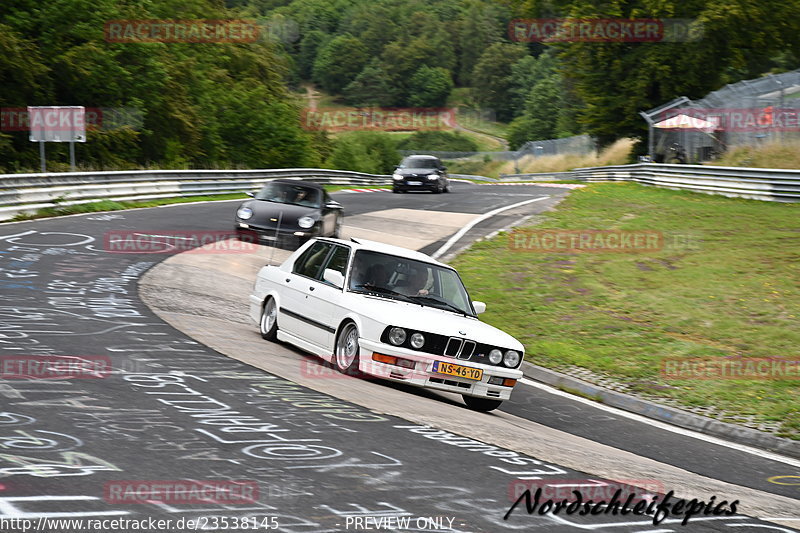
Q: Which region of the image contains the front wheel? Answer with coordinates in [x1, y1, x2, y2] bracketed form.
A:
[462, 395, 502, 412]
[334, 322, 361, 375]
[260, 298, 278, 341]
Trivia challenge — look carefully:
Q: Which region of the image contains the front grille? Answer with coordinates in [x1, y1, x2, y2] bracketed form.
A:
[444, 337, 475, 359]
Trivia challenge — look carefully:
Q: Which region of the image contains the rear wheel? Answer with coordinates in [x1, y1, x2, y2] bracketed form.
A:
[462, 395, 502, 412]
[259, 298, 278, 341]
[334, 322, 361, 375]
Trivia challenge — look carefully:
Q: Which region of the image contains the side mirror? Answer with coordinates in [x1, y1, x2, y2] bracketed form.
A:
[246, 192, 255, 198]
[325, 201, 342, 209]
[323, 269, 344, 289]
[472, 301, 486, 314]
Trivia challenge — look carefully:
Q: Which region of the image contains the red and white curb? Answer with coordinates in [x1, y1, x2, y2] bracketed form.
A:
[341, 188, 391, 193]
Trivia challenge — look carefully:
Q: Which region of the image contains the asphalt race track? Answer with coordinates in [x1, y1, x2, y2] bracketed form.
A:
[0, 181, 797, 532]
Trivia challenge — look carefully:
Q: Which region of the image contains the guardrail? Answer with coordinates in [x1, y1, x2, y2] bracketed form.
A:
[500, 163, 800, 202]
[0, 168, 391, 221]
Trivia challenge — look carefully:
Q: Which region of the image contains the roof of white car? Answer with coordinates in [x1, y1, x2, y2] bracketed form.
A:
[319, 237, 448, 267]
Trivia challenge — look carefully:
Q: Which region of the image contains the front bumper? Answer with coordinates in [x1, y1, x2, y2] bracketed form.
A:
[358, 338, 522, 401]
[393, 178, 439, 191]
[236, 223, 317, 243]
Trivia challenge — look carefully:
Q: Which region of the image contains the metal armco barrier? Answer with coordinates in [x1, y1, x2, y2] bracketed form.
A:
[501, 163, 800, 202]
[0, 168, 391, 221]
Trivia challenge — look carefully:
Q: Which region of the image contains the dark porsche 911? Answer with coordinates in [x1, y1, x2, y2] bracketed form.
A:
[235, 180, 343, 247]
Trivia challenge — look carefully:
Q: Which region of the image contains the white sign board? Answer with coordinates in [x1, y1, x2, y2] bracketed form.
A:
[28, 106, 86, 142]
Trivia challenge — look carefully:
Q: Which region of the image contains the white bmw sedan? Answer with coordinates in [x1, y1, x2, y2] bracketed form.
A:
[248, 237, 525, 411]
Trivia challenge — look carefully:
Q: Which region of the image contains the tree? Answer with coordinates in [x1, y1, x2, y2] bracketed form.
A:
[312, 34, 368, 93]
[472, 43, 528, 121]
[297, 30, 327, 79]
[456, 0, 506, 85]
[407, 66, 454, 107]
[342, 59, 401, 107]
[507, 75, 562, 148]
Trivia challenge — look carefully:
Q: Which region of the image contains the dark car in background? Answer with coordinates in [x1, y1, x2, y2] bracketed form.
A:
[235, 179, 343, 248]
[392, 155, 450, 194]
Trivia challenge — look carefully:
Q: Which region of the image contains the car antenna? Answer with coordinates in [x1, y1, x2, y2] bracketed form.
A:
[350, 238, 360, 244]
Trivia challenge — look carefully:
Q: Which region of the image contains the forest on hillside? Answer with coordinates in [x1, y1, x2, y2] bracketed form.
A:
[1, 0, 799, 172]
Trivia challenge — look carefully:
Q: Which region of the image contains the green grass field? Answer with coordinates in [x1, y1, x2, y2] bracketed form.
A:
[451, 182, 800, 438]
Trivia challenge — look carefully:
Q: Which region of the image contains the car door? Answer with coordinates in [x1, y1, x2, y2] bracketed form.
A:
[280, 241, 333, 339]
[303, 243, 351, 351]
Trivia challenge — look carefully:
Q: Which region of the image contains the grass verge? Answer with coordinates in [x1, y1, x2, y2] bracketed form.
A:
[708, 140, 800, 169]
[451, 182, 799, 439]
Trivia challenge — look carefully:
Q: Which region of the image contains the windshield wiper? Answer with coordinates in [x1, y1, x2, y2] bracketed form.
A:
[351, 285, 415, 303]
[407, 295, 472, 316]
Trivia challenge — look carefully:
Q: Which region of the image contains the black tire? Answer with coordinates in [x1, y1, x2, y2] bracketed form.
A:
[462, 395, 503, 412]
[392, 187, 400, 194]
[259, 298, 278, 341]
[334, 322, 360, 375]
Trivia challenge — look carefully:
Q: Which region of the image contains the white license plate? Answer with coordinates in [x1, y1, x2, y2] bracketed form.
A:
[407, 181, 422, 185]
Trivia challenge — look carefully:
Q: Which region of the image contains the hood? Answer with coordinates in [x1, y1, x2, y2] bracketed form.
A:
[239, 200, 319, 226]
[352, 293, 523, 351]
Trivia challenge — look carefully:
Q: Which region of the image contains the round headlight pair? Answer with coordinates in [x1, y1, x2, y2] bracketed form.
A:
[392, 173, 403, 181]
[236, 206, 253, 220]
[388, 327, 425, 349]
[298, 216, 315, 229]
[488, 348, 521, 367]
[427, 174, 438, 180]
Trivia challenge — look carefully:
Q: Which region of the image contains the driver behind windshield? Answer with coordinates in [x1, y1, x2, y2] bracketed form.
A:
[400, 268, 430, 297]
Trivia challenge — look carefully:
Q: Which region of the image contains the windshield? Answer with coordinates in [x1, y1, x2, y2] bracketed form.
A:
[348, 250, 474, 316]
[255, 182, 322, 208]
[400, 158, 438, 169]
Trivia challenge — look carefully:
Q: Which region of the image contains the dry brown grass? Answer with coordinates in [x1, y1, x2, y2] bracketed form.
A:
[708, 140, 800, 169]
[497, 138, 635, 176]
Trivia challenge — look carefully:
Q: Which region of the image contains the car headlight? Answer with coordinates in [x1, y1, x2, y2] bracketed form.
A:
[427, 174, 438, 180]
[504, 350, 521, 367]
[236, 206, 253, 220]
[388, 327, 407, 345]
[488, 349, 503, 364]
[410, 332, 425, 349]
[393, 173, 403, 181]
[298, 216, 315, 229]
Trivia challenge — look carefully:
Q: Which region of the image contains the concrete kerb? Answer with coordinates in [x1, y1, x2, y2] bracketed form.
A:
[521, 362, 800, 460]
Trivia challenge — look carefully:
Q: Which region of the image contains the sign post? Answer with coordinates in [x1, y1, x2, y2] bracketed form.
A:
[27, 106, 86, 172]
